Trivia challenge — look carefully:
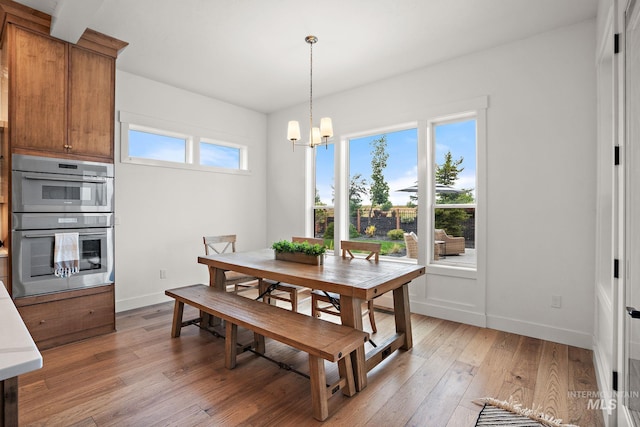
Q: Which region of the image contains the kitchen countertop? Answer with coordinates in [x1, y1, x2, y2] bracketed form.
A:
[0, 282, 42, 381]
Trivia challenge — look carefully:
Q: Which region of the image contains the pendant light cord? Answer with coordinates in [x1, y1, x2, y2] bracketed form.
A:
[309, 40, 313, 145]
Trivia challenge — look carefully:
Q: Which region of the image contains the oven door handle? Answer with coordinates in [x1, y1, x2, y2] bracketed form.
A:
[23, 173, 108, 184]
[24, 232, 107, 238]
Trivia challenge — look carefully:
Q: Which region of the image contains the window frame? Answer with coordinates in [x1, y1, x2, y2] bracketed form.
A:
[424, 98, 487, 279]
[119, 111, 250, 175]
[308, 97, 486, 279]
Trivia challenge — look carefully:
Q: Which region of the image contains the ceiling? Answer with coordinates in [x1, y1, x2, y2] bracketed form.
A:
[15, 0, 598, 114]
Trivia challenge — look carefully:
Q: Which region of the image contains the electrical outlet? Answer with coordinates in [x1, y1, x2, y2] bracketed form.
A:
[160, 269, 167, 279]
[551, 295, 562, 308]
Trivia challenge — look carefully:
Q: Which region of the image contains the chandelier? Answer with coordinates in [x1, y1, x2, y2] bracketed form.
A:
[287, 35, 333, 150]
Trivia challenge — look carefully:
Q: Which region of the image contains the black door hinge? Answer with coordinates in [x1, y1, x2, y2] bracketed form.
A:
[615, 146, 620, 165]
[613, 371, 618, 391]
[614, 259, 620, 278]
[615, 33, 620, 54]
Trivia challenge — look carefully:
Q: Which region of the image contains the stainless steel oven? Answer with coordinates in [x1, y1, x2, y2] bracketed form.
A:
[12, 154, 113, 213]
[12, 213, 114, 298]
[11, 154, 115, 298]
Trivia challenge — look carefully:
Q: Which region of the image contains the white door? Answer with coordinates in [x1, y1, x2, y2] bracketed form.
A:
[623, 0, 640, 424]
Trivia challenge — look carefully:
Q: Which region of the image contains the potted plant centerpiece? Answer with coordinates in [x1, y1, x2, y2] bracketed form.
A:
[271, 240, 326, 265]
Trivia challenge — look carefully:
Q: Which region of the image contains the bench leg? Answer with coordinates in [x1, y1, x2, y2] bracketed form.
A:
[225, 322, 238, 369]
[308, 356, 329, 421]
[338, 353, 356, 397]
[254, 333, 265, 354]
[171, 300, 185, 338]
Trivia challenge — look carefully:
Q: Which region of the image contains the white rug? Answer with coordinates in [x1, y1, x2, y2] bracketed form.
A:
[473, 397, 580, 427]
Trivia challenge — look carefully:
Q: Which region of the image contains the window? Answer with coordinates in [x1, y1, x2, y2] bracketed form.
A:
[128, 128, 187, 163]
[314, 126, 418, 257]
[310, 96, 486, 272]
[200, 140, 241, 169]
[120, 112, 249, 174]
[431, 116, 477, 268]
[313, 143, 335, 241]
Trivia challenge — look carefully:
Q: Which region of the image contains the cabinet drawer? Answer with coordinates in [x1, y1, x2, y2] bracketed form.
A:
[17, 286, 114, 345]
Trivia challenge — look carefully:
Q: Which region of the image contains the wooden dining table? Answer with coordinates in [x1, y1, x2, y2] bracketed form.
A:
[198, 248, 426, 391]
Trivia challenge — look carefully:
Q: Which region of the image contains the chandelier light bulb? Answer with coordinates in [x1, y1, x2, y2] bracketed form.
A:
[286, 35, 333, 150]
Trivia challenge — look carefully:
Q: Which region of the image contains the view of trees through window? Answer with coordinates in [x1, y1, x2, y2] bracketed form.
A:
[313, 117, 476, 268]
[433, 118, 477, 266]
[314, 128, 419, 256]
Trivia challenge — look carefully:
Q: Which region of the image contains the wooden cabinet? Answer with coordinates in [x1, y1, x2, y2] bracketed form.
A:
[9, 26, 67, 154]
[5, 24, 121, 162]
[0, 0, 127, 163]
[15, 285, 115, 350]
[0, 1, 127, 348]
[68, 46, 116, 159]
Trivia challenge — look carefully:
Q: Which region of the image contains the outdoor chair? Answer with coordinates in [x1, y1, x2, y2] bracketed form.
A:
[258, 236, 322, 312]
[434, 229, 465, 255]
[404, 232, 420, 259]
[203, 235, 259, 294]
[311, 240, 381, 333]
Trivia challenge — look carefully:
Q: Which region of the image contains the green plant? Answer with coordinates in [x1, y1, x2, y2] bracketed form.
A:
[381, 201, 393, 211]
[365, 225, 376, 237]
[387, 229, 405, 240]
[271, 240, 326, 256]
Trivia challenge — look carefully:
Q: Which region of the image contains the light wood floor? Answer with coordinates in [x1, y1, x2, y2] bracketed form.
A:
[18, 291, 604, 426]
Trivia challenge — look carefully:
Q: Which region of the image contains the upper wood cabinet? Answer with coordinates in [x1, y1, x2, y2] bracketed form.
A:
[0, 1, 127, 162]
[68, 45, 116, 160]
[9, 26, 67, 154]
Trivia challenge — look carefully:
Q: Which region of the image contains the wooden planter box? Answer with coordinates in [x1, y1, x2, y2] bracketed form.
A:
[274, 251, 324, 265]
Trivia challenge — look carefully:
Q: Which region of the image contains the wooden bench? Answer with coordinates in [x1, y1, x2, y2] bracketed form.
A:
[165, 284, 369, 421]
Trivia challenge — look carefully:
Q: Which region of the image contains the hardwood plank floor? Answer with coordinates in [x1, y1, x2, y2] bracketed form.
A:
[18, 292, 604, 426]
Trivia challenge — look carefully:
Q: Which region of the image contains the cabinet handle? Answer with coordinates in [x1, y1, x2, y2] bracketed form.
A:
[89, 310, 95, 314]
[39, 320, 46, 324]
[64, 144, 72, 150]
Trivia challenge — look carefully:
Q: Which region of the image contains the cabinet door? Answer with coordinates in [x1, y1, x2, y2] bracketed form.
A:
[68, 46, 115, 160]
[11, 26, 67, 151]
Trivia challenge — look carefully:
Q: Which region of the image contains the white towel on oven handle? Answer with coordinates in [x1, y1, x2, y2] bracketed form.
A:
[54, 232, 80, 278]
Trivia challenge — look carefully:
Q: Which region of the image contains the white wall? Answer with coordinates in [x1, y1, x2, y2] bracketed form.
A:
[267, 20, 597, 348]
[114, 71, 268, 311]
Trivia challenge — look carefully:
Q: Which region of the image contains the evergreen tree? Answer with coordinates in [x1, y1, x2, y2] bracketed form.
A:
[368, 135, 390, 223]
[435, 151, 472, 236]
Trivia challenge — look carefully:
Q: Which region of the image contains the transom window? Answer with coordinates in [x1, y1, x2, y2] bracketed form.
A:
[120, 112, 249, 174]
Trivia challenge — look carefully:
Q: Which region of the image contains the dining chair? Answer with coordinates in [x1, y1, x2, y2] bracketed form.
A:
[203, 235, 259, 294]
[258, 236, 323, 312]
[311, 240, 382, 333]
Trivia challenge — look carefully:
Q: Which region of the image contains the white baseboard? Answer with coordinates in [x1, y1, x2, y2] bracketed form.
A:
[410, 300, 487, 328]
[116, 292, 172, 313]
[487, 314, 592, 349]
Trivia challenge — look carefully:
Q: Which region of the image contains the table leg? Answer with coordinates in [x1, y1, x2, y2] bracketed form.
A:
[206, 266, 228, 327]
[210, 266, 227, 290]
[340, 295, 367, 391]
[393, 284, 413, 350]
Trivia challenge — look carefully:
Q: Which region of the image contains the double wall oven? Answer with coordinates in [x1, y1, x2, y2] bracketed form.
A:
[11, 154, 114, 298]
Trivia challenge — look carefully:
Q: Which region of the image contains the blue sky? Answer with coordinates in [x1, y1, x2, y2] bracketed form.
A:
[129, 129, 240, 169]
[315, 119, 476, 206]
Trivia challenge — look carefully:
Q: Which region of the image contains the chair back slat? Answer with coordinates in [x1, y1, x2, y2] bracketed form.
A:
[203, 235, 237, 255]
[340, 240, 381, 263]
